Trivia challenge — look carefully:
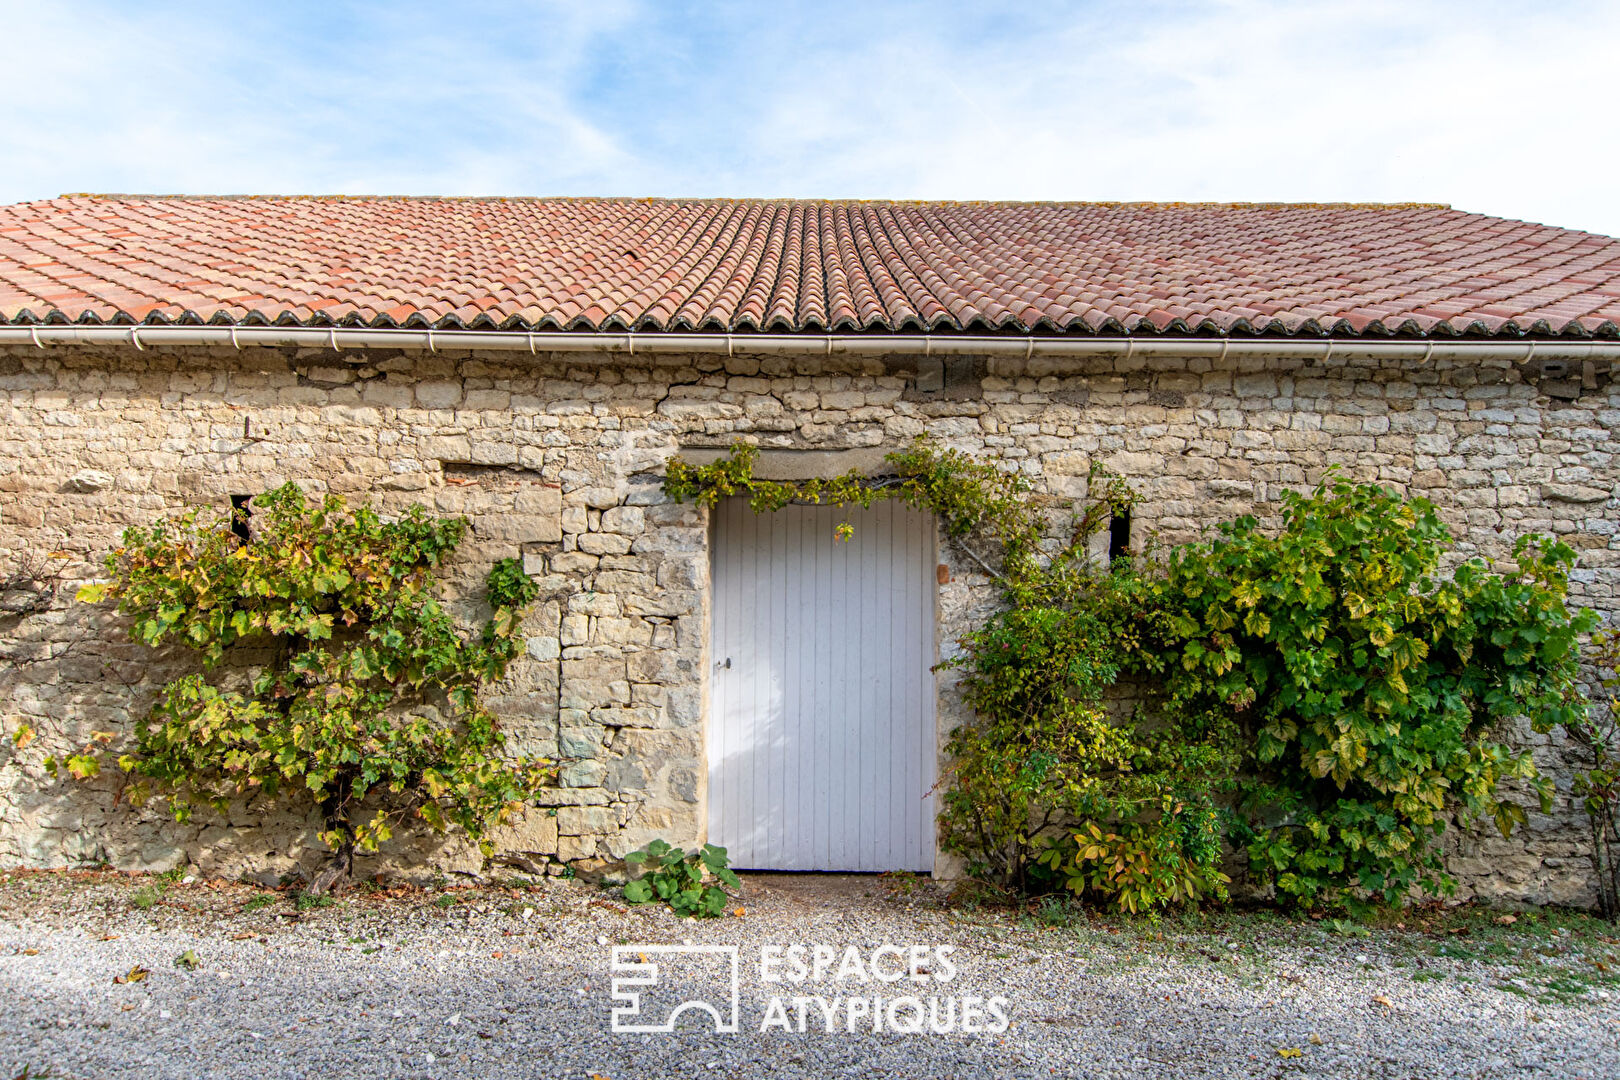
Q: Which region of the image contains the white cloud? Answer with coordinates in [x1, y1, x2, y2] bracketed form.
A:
[0, 0, 640, 199]
[1, 0, 1615, 236]
[695, 0, 1620, 235]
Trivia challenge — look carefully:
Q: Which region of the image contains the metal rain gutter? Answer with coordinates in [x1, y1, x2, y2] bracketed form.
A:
[1, 324, 1618, 363]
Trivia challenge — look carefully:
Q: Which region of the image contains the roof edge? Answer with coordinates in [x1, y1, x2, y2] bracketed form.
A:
[3, 324, 1616, 362]
[8, 307, 1614, 341]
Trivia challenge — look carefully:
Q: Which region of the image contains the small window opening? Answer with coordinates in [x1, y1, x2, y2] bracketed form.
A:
[230, 494, 253, 543]
[1108, 508, 1132, 561]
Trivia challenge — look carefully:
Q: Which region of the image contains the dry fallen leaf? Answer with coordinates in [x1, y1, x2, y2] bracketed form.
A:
[1371, 995, 1393, 1009]
[230, 932, 255, 940]
[1277, 1047, 1302, 1059]
[1496, 915, 1518, 926]
[113, 964, 150, 985]
[734, 906, 746, 917]
[99, 934, 119, 942]
[22, 948, 38, 956]
[491, 951, 503, 959]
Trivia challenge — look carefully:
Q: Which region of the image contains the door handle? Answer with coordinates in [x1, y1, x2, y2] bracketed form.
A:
[717, 657, 732, 670]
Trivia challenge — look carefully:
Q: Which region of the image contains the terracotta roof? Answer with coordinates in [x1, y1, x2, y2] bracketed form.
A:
[2, 196, 1618, 338]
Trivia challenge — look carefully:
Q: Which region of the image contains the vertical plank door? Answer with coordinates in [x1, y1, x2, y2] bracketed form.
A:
[708, 498, 936, 871]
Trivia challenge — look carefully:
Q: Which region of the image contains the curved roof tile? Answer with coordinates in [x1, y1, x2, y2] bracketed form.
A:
[2, 196, 1618, 337]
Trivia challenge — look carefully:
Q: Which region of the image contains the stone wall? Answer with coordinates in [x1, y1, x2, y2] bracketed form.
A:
[0, 343, 1613, 902]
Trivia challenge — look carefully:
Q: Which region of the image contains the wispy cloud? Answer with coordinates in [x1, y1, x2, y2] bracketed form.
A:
[2, 0, 1615, 235]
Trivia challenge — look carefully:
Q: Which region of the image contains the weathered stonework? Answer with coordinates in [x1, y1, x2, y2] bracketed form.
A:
[0, 343, 1613, 903]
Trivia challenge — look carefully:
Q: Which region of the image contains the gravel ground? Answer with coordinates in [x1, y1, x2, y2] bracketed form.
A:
[2, 870, 1619, 1080]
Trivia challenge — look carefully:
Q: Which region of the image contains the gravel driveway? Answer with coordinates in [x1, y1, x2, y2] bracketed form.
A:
[2, 871, 1618, 1079]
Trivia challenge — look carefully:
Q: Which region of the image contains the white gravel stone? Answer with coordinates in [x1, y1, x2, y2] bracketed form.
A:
[2, 873, 1618, 1079]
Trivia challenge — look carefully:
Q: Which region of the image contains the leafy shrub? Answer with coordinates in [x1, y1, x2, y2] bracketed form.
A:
[72, 484, 555, 894]
[623, 839, 741, 918]
[1144, 475, 1595, 907]
[940, 577, 1237, 907]
[1573, 631, 1620, 920]
[1035, 800, 1231, 914]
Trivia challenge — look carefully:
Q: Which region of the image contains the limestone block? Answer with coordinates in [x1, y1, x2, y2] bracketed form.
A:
[602, 506, 645, 534]
[515, 486, 562, 517]
[1542, 483, 1610, 504]
[578, 532, 633, 555]
[477, 514, 561, 544]
[416, 381, 463, 408]
[560, 760, 608, 788]
[576, 486, 621, 509]
[469, 441, 517, 466]
[592, 706, 662, 728]
[557, 805, 617, 836]
[533, 787, 612, 807]
[489, 809, 560, 855]
[421, 435, 472, 461]
[66, 469, 114, 493]
[561, 655, 627, 684]
[557, 834, 598, 861]
[594, 617, 653, 646]
[550, 552, 599, 574]
[569, 592, 620, 617]
[559, 726, 603, 759]
[594, 570, 656, 595]
[560, 614, 590, 646]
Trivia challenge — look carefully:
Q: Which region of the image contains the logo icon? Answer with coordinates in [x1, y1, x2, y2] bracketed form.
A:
[610, 945, 741, 1033]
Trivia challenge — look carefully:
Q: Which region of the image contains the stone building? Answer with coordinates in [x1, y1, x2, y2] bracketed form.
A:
[0, 196, 1616, 903]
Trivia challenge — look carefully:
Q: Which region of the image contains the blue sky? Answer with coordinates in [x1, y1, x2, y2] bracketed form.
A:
[3, 0, 1616, 235]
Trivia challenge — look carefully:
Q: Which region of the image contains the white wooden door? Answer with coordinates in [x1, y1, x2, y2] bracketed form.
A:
[708, 498, 936, 871]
